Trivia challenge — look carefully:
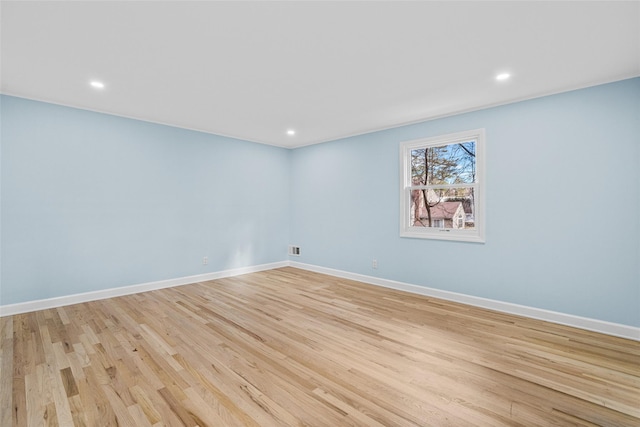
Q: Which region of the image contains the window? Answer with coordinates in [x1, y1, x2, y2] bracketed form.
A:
[400, 129, 485, 242]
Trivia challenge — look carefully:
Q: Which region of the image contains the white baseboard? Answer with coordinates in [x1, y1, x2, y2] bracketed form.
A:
[0, 261, 288, 317]
[3, 260, 638, 341]
[289, 261, 640, 341]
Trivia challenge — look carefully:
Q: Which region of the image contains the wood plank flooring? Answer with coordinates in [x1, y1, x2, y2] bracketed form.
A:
[1, 267, 639, 426]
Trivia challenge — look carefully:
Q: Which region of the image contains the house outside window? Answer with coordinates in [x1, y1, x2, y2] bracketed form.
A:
[400, 129, 485, 243]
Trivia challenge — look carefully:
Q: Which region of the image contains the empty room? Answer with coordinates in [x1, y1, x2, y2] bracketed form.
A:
[1, 1, 639, 426]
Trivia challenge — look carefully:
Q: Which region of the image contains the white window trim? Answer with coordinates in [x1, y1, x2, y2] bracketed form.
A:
[399, 128, 486, 243]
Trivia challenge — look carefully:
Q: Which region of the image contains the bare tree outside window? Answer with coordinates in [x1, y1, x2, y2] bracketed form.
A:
[410, 142, 475, 228]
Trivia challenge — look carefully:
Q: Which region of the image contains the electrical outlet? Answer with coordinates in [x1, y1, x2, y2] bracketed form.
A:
[202, 256, 208, 265]
[372, 259, 378, 269]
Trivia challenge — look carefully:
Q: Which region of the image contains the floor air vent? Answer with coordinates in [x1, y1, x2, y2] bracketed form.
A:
[288, 245, 301, 256]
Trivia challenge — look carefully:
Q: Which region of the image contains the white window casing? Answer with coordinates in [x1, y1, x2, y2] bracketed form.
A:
[399, 128, 485, 243]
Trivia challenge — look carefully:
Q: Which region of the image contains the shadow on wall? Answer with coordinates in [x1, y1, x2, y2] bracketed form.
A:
[224, 222, 255, 271]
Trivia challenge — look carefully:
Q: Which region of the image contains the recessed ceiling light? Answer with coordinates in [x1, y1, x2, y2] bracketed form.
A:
[90, 80, 105, 89]
[495, 73, 511, 81]
[287, 129, 296, 136]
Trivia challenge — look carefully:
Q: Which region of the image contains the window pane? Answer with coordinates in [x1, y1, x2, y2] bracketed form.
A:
[411, 141, 476, 185]
[410, 187, 475, 229]
[401, 129, 484, 242]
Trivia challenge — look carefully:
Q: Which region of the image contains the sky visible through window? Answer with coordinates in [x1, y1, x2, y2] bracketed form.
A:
[411, 141, 476, 186]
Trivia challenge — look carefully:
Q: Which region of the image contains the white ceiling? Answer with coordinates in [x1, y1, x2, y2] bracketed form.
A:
[2, 1, 639, 148]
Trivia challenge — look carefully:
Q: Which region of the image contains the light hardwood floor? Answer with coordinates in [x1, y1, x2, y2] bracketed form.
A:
[1, 267, 639, 426]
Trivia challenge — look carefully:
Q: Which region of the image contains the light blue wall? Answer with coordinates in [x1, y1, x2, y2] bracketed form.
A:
[1, 95, 290, 305]
[3, 79, 639, 327]
[290, 78, 640, 327]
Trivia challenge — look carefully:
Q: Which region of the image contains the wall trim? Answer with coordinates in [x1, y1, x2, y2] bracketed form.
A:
[289, 261, 640, 341]
[0, 261, 288, 317]
[2, 259, 638, 341]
